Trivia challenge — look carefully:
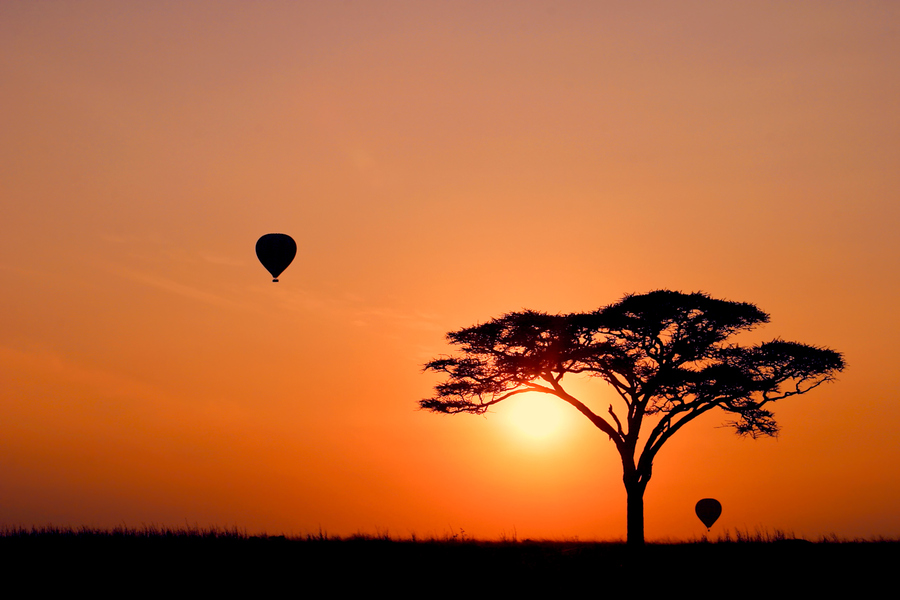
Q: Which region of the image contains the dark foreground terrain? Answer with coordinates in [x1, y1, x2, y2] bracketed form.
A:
[3, 528, 896, 592]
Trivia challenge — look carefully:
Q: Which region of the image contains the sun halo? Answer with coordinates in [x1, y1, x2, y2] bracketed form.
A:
[502, 393, 573, 441]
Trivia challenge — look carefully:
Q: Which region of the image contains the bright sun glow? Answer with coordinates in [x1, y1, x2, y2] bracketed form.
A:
[504, 393, 570, 440]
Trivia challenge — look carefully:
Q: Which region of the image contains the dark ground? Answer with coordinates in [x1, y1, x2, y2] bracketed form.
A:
[3, 532, 895, 593]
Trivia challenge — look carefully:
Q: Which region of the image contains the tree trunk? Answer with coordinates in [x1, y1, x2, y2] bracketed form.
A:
[625, 480, 646, 546]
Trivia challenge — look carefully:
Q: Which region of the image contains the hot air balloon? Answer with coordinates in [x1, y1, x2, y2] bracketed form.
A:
[695, 498, 722, 531]
[256, 233, 297, 282]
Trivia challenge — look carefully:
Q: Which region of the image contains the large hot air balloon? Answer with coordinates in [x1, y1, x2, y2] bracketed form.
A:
[256, 233, 297, 282]
[695, 498, 722, 531]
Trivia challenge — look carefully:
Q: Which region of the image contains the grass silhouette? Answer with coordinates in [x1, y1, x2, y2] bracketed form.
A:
[3, 525, 894, 592]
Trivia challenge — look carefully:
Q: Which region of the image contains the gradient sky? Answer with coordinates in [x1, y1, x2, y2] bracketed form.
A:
[2, 1, 899, 540]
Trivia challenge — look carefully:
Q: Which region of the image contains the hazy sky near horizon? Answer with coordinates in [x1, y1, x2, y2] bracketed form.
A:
[2, 1, 899, 540]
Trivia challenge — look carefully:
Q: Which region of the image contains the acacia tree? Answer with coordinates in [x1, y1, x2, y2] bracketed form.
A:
[421, 290, 844, 545]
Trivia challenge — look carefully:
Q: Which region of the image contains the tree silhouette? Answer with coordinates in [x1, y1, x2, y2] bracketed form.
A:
[421, 290, 844, 545]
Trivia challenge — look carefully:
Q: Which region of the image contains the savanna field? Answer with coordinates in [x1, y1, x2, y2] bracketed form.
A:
[3, 526, 895, 592]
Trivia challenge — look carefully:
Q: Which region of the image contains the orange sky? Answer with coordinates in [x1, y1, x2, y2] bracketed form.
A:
[2, 1, 899, 540]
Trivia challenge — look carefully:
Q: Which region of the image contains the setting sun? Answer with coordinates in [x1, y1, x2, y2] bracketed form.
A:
[503, 393, 572, 440]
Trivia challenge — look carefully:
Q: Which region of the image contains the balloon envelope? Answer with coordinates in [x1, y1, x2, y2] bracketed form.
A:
[695, 498, 722, 530]
[256, 233, 297, 282]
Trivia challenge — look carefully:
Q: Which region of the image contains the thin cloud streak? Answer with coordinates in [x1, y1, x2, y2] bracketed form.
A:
[115, 267, 246, 310]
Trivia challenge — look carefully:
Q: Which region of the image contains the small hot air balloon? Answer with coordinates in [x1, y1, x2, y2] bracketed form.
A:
[695, 498, 722, 531]
[256, 233, 297, 282]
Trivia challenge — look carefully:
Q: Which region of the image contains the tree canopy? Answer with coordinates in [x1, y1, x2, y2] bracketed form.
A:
[421, 290, 845, 544]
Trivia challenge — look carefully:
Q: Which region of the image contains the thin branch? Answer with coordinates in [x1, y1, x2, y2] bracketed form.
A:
[541, 375, 623, 446]
[608, 404, 624, 437]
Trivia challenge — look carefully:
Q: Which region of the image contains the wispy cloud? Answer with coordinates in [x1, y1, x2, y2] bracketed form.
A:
[199, 253, 247, 267]
[0, 344, 173, 405]
[348, 305, 443, 332]
[115, 267, 246, 310]
[102, 235, 442, 331]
